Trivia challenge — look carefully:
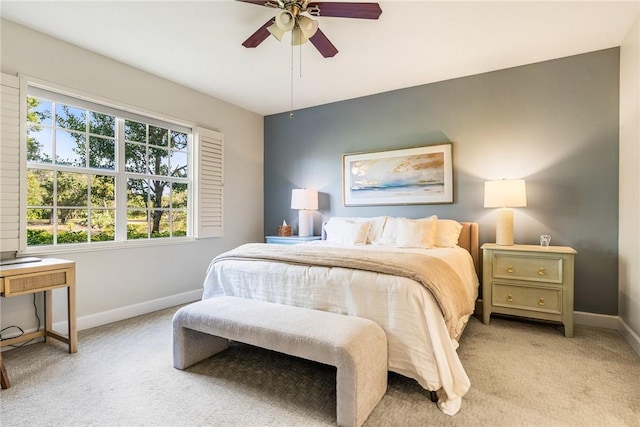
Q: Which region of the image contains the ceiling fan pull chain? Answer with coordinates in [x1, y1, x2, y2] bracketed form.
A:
[290, 38, 295, 119]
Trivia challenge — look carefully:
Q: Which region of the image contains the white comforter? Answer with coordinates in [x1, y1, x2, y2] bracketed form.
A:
[201, 242, 479, 415]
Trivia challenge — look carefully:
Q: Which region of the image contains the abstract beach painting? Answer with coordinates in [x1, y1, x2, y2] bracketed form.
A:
[343, 144, 452, 206]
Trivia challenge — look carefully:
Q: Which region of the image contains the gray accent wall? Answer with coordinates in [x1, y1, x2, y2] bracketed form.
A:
[264, 48, 620, 316]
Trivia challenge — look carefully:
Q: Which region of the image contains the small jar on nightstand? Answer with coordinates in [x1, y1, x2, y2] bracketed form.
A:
[481, 243, 577, 337]
[265, 235, 322, 245]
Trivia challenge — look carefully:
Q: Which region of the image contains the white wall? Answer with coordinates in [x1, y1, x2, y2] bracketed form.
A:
[0, 19, 264, 334]
[619, 13, 640, 354]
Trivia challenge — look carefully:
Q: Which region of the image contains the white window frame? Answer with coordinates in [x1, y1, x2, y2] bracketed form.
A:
[14, 76, 223, 255]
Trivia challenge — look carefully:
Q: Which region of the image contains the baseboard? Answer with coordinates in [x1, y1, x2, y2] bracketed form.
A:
[573, 310, 620, 329]
[53, 289, 202, 332]
[617, 317, 640, 356]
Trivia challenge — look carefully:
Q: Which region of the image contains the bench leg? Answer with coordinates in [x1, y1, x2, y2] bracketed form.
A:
[173, 326, 229, 370]
[336, 355, 387, 427]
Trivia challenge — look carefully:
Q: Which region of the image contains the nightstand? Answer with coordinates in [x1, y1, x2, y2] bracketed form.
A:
[481, 243, 577, 337]
[265, 235, 322, 245]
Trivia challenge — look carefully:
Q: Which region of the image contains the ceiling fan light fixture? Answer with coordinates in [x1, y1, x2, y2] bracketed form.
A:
[291, 26, 309, 46]
[297, 15, 318, 38]
[267, 23, 285, 41]
[274, 10, 295, 31]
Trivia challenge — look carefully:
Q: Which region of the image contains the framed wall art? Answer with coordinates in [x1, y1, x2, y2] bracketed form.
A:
[342, 143, 453, 206]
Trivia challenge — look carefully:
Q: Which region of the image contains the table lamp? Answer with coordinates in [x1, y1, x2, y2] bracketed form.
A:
[291, 189, 318, 237]
[484, 179, 527, 245]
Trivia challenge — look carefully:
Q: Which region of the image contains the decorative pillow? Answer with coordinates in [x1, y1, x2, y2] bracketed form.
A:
[379, 215, 438, 248]
[436, 219, 463, 247]
[324, 217, 372, 245]
[349, 216, 387, 243]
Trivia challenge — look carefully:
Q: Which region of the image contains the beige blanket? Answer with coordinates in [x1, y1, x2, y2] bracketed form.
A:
[213, 243, 476, 339]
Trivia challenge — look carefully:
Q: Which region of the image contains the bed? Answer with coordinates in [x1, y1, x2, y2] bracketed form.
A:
[201, 216, 480, 416]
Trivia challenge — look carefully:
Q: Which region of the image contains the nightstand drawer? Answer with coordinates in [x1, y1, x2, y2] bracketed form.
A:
[493, 253, 563, 284]
[492, 283, 562, 314]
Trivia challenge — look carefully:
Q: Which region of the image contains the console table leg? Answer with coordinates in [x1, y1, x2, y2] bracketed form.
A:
[45, 290, 53, 344]
[0, 354, 10, 389]
[68, 283, 77, 353]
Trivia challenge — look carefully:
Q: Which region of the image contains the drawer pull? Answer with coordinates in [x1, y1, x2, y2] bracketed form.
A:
[538, 268, 546, 275]
[506, 266, 514, 273]
[538, 298, 546, 306]
[506, 294, 513, 302]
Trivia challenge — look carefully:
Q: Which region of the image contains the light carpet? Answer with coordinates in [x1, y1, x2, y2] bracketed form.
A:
[1, 305, 638, 426]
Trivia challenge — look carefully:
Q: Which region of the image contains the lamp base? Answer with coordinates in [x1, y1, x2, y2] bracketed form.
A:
[496, 208, 515, 246]
[298, 210, 313, 237]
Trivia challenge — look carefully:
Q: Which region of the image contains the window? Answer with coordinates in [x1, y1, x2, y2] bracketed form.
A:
[25, 85, 193, 247]
[123, 121, 189, 240]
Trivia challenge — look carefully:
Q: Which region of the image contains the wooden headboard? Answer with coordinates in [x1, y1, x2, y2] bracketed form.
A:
[458, 222, 480, 277]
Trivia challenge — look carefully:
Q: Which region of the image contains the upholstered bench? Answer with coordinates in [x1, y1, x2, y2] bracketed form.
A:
[172, 296, 388, 427]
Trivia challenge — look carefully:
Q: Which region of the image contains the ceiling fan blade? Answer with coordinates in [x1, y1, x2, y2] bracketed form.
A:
[307, 2, 382, 19]
[309, 28, 338, 58]
[242, 18, 276, 48]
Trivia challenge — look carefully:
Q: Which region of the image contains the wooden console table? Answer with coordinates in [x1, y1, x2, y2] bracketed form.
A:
[1, 258, 77, 389]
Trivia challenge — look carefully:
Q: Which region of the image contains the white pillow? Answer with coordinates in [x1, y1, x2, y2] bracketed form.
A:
[379, 216, 438, 248]
[377, 217, 398, 245]
[436, 219, 463, 247]
[324, 217, 372, 245]
[349, 216, 387, 243]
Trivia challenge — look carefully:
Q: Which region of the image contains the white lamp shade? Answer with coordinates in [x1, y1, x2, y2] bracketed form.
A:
[291, 189, 318, 210]
[484, 179, 527, 208]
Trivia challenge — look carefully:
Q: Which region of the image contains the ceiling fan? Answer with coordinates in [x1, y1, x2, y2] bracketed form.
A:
[239, 0, 382, 58]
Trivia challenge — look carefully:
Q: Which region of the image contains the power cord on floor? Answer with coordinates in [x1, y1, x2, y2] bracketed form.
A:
[0, 293, 41, 348]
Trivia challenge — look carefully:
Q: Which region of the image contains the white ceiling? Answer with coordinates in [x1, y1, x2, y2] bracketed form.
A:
[1, 1, 638, 116]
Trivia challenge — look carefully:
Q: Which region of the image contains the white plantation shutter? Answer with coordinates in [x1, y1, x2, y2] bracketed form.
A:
[0, 73, 21, 252]
[194, 127, 223, 238]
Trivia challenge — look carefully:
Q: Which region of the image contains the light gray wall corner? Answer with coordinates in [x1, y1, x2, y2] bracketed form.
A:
[618, 13, 640, 350]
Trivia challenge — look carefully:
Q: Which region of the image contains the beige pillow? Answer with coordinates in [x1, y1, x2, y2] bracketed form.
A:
[349, 216, 387, 243]
[436, 219, 463, 247]
[324, 217, 372, 245]
[379, 216, 438, 248]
